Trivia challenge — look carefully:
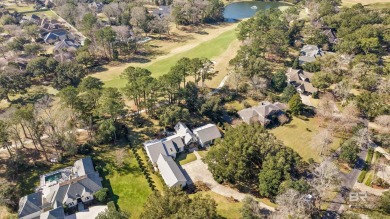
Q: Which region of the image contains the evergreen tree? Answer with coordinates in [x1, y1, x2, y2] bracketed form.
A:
[288, 93, 303, 116]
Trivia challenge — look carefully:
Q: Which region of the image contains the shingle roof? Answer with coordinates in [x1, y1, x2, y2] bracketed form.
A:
[39, 206, 65, 219]
[299, 45, 325, 63]
[162, 135, 185, 156]
[174, 122, 195, 145]
[238, 102, 285, 125]
[193, 124, 221, 143]
[73, 157, 95, 177]
[157, 154, 187, 187]
[286, 68, 318, 94]
[18, 192, 42, 218]
[144, 140, 167, 164]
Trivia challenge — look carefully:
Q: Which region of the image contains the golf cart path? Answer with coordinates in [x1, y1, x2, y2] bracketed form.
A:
[182, 151, 275, 212]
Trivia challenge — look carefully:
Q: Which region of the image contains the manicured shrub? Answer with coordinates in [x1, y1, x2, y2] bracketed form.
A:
[94, 188, 109, 203]
[366, 148, 374, 164]
[364, 173, 373, 186]
[358, 170, 367, 183]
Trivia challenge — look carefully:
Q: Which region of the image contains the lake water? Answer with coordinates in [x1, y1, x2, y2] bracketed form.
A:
[223, 1, 291, 20]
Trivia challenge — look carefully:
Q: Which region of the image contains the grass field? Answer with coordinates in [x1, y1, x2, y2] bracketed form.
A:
[94, 146, 152, 218]
[342, 0, 390, 7]
[99, 28, 237, 88]
[137, 148, 165, 192]
[270, 116, 341, 162]
[192, 191, 243, 219]
[175, 152, 197, 165]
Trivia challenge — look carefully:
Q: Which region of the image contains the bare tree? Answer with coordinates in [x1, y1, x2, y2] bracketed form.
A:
[333, 80, 351, 105]
[374, 115, 390, 132]
[310, 159, 340, 207]
[131, 7, 148, 35]
[276, 189, 316, 219]
[378, 78, 390, 94]
[317, 92, 338, 122]
[227, 68, 243, 94]
[312, 128, 333, 156]
[354, 128, 374, 149]
[338, 103, 360, 134]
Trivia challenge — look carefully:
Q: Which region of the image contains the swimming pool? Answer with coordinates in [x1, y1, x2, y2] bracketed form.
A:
[45, 172, 62, 183]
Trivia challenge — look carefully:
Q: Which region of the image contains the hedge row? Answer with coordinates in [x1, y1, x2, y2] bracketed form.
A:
[366, 148, 374, 164]
[131, 146, 156, 191]
[364, 173, 373, 186]
[358, 170, 367, 183]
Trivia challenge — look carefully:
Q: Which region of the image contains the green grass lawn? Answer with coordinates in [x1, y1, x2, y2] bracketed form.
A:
[23, 10, 59, 19]
[191, 191, 243, 219]
[103, 29, 237, 88]
[175, 152, 197, 165]
[269, 116, 340, 162]
[94, 146, 152, 218]
[137, 148, 165, 192]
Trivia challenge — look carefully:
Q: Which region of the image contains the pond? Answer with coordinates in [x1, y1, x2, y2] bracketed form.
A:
[223, 1, 291, 20]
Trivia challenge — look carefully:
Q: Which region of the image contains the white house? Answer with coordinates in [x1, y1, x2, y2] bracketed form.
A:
[157, 154, 187, 188]
[144, 134, 185, 165]
[193, 124, 222, 147]
[174, 122, 197, 146]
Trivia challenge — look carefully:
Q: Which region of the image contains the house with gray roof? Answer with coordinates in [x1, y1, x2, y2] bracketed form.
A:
[192, 124, 221, 147]
[322, 29, 338, 44]
[157, 154, 187, 188]
[174, 122, 197, 146]
[286, 68, 318, 95]
[144, 134, 185, 165]
[299, 45, 326, 65]
[18, 157, 103, 219]
[53, 39, 79, 53]
[152, 6, 171, 18]
[238, 102, 286, 126]
[39, 206, 65, 219]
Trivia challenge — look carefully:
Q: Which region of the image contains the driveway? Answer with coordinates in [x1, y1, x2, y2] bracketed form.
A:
[65, 205, 107, 219]
[300, 94, 314, 107]
[323, 149, 367, 218]
[181, 152, 275, 211]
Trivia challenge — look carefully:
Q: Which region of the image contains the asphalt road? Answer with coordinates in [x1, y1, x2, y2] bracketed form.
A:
[323, 149, 368, 219]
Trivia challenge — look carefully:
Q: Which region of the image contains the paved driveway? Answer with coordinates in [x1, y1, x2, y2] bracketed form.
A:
[181, 152, 275, 211]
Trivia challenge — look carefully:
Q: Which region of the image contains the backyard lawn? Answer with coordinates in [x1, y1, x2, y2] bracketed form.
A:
[270, 116, 340, 162]
[192, 191, 243, 219]
[93, 146, 152, 218]
[101, 28, 237, 88]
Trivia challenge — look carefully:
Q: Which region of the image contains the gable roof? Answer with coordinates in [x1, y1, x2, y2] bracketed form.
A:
[162, 135, 185, 156]
[238, 102, 285, 125]
[40, 206, 65, 219]
[157, 154, 186, 187]
[18, 192, 43, 218]
[299, 45, 325, 63]
[323, 29, 337, 44]
[174, 122, 196, 145]
[73, 157, 95, 177]
[144, 140, 168, 164]
[286, 68, 318, 93]
[19, 157, 102, 219]
[193, 124, 221, 143]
